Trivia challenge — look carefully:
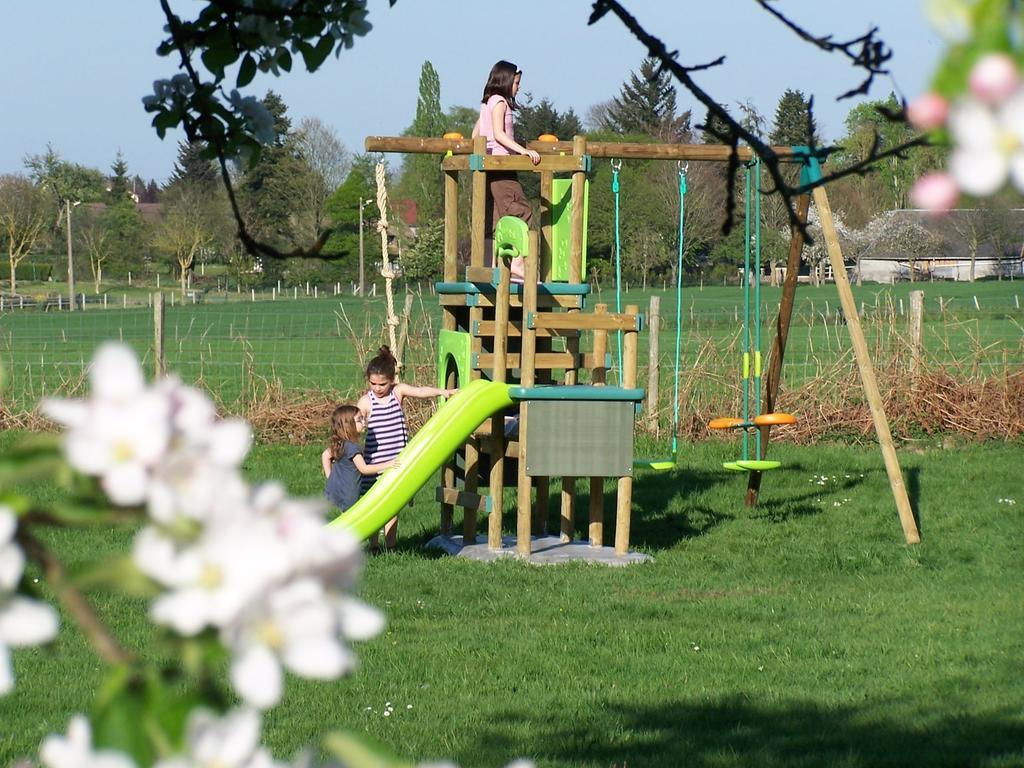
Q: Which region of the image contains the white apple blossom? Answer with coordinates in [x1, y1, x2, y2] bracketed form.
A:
[154, 708, 283, 768]
[0, 507, 59, 697]
[224, 578, 355, 710]
[136, 515, 291, 636]
[968, 53, 1019, 104]
[948, 88, 1024, 197]
[0, 506, 25, 592]
[40, 715, 137, 768]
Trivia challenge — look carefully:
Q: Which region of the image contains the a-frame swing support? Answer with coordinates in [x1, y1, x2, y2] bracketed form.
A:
[745, 150, 920, 545]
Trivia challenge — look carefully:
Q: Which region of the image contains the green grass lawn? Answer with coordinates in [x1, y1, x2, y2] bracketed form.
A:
[2, 433, 1021, 767]
[2, 281, 1022, 412]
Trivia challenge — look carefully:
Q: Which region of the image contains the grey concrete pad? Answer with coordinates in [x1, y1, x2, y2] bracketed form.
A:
[424, 533, 652, 566]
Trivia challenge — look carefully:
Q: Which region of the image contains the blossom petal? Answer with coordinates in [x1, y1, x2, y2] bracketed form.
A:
[283, 637, 352, 680]
[0, 644, 12, 696]
[90, 344, 145, 402]
[949, 99, 999, 148]
[102, 463, 149, 507]
[230, 645, 282, 710]
[0, 596, 59, 646]
[0, 543, 26, 593]
[209, 420, 252, 467]
[1009, 153, 1024, 195]
[950, 147, 1008, 196]
[336, 597, 386, 641]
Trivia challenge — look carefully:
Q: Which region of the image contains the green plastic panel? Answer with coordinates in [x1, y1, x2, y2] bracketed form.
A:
[438, 329, 472, 390]
[524, 400, 634, 478]
[550, 177, 589, 282]
[494, 215, 529, 261]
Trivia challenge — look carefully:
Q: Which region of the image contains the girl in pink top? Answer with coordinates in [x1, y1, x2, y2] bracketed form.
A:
[472, 60, 540, 279]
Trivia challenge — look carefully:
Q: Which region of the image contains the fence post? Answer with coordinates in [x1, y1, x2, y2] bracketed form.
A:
[909, 290, 924, 379]
[646, 294, 661, 436]
[154, 293, 166, 379]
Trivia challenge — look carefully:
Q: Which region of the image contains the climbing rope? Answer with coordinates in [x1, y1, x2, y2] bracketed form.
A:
[374, 159, 400, 372]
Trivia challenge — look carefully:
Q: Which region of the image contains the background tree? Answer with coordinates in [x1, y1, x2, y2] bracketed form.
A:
[107, 151, 133, 203]
[859, 210, 944, 282]
[152, 188, 218, 298]
[236, 91, 308, 285]
[101, 199, 148, 278]
[292, 117, 352, 246]
[833, 93, 942, 214]
[323, 154, 382, 284]
[398, 61, 445, 223]
[0, 175, 52, 294]
[606, 57, 691, 141]
[165, 139, 220, 198]
[516, 97, 583, 142]
[79, 213, 111, 293]
[401, 218, 443, 282]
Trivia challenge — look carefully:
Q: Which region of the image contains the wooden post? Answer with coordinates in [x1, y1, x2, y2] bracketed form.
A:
[812, 187, 920, 545]
[488, 253, 511, 551]
[909, 289, 924, 379]
[396, 293, 414, 372]
[646, 294, 661, 436]
[518, 231, 540, 554]
[614, 304, 639, 555]
[153, 293, 165, 379]
[471, 135, 487, 269]
[588, 303, 609, 546]
[443, 170, 459, 283]
[746, 193, 810, 508]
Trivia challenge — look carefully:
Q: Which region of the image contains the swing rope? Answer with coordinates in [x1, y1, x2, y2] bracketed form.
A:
[670, 162, 687, 458]
[611, 158, 688, 468]
[374, 160, 401, 373]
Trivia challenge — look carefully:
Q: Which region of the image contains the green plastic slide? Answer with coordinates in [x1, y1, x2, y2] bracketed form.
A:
[328, 379, 514, 540]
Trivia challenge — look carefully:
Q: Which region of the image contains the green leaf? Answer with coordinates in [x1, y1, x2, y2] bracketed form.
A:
[277, 48, 292, 73]
[73, 555, 160, 598]
[304, 34, 336, 72]
[237, 53, 257, 88]
[323, 731, 415, 768]
[92, 669, 155, 766]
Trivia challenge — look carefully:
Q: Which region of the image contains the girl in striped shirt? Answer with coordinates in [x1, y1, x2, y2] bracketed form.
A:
[357, 346, 456, 551]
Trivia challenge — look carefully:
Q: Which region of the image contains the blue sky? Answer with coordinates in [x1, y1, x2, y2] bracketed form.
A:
[1, 1, 945, 184]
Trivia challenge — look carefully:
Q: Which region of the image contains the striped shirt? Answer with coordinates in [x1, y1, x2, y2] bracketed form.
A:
[360, 389, 408, 493]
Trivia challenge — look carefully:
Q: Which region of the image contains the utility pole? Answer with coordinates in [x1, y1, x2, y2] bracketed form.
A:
[66, 200, 75, 311]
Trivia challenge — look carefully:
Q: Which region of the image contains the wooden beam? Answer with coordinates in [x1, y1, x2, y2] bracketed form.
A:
[518, 231, 540, 555]
[529, 311, 640, 332]
[435, 487, 490, 513]
[473, 320, 576, 339]
[475, 352, 608, 370]
[812, 186, 920, 545]
[615, 304, 639, 555]
[366, 135, 813, 163]
[441, 155, 588, 173]
[470, 135, 487, 269]
[439, 293, 585, 310]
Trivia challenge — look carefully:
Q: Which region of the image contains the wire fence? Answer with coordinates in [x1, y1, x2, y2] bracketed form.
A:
[2, 283, 1022, 439]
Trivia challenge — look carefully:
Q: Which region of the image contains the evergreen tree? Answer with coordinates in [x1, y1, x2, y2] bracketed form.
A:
[236, 91, 308, 285]
[145, 180, 161, 204]
[769, 89, 819, 147]
[606, 58, 690, 140]
[322, 155, 381, 283]
[399, 61, 445, 223]
[165, 140, 219, 196]
[101, 199, 147, 277]
[108, 151, 132, 203]
[700, 106, 734, 145]
[517, 98, 583, 143]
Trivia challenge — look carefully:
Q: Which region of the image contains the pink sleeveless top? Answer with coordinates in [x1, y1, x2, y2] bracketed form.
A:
[475, 94, 514, 155]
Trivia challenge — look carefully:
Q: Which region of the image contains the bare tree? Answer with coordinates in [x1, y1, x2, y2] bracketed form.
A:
[0, 175, 52, 295]
[292, 117, 352, 244]
[151, 189, 218, 299]
[79, 217, 111, 294]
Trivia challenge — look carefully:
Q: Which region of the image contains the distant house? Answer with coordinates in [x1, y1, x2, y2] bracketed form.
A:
[857, 208, 1024, 283]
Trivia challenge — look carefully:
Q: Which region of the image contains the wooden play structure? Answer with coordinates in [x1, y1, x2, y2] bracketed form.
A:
[365, 133, 921, 549]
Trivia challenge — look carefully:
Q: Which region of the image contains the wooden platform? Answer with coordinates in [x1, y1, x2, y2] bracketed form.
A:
[424, 534, 652, 566]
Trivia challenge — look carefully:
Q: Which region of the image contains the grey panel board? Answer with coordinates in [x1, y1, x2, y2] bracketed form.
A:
[525, 400, 634, 477]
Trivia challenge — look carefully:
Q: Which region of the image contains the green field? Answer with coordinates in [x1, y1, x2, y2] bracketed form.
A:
[1, 434, 1021, 767]
[3, 280, 1021, 414]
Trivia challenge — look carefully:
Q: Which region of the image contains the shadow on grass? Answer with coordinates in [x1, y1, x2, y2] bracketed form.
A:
[470, 696, 1024, 768]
